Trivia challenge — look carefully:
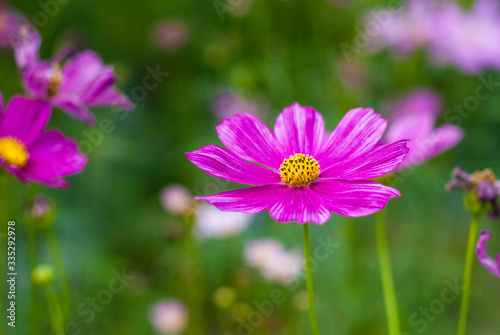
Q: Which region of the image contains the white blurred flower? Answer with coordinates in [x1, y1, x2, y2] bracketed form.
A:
[196, 204, 252, 238]
[245, 239, 284, 268]
[160, 184, 194, 216]
[245, 239, 304, 284]
[150, 299, 188, 334]
[261, 250, 303, 283]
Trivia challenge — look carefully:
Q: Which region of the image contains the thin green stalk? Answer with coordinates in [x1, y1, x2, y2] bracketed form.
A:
[0, 174, 9, 335]
[457, 214, 480, 335]
[303, 224, 320, 335]
[45, 229, 71, 319]
[28, 221, 40, 335]
[43, 285, 65, 334]
[376, 210, 400, 335]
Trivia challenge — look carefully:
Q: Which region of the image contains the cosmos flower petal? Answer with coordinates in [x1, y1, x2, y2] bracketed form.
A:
[310, 179, 401, 217]
[269, 186, 331, 225]
[0, 96, 51, 147]
[216, 113, 285, 169]
[384, 90, 441, 144]
[317, 107, 386, 168]
[274, 102, 325, 156]
[54, 99, 96, 126]
[196, 184, 289, 214]
[400, 124, 464, 169]
[86, 85, 135, 111]
[476, 230, 500, 277]
[12, 21, 41, 69]
[18, 130, 88, 187]
[187, 145, 281, 185]
[321, 140, 409, 180]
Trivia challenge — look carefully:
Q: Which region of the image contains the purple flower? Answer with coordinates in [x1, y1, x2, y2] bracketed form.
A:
[367, 0, 439, 55]
[211, 89, 269, 119]
[150, 299, 189, 334]
[446, 167, 500, 218]
[0, 95, 87, 188]
[153, 19, 188, 52]
[13, 28, 134, 125]
[187, 102, 409, 225]
[0, 5, 36, 51]
[383, 89, 463, 170]
[476, 230, 500, 277]
[24, 51, 134, 125]
[429, 0, 500, 73]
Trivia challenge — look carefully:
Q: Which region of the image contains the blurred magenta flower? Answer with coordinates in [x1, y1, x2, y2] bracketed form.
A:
[160, 184, 194, 215]
[430, 0, 500, 73]
[187, 102, 409, 225]
[368, 0, 500, 73]
[195, 204, 252, 239]
[0, 4, 34, 50]
[383, 89, 463, 170]
[27, 194, 52, 219]
[153, 19, 188, 52]
[446, 167, 500, 218]
[150, 299, 188, 334]
[245, 239, 303, 283]
[13, 28, 134, 125]
[0, 95, 87, 187]
[211, 89, 269, 119]
[368, 0, 439, 55]
[476, 230, 500, 277]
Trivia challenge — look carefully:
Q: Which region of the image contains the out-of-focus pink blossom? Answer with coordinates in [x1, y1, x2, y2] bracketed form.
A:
[245, 239, 303, 284]
[430, 0, 500, 73]
[476, 230, 500, 277]
[367, 0, 439, 55]
[150, 299, 188, 334]
[367, 0, 500, 73]
[211, 89, 269, 119]
[153, 20, 188, 52]
[160, 184, 194, 216]
[195, 204, 252, 238]
[383, 89, 463, 170]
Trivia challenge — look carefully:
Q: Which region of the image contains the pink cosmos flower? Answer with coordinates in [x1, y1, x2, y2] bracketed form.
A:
[211, 88, 269, 119]
[476, 230, 500, 277]
[383, 90, 463, 170]
[367, 0, 439, 55]
[153, 19, 188, 52]
[150, 299, 189, 334]
[13, 28, 134, 125]
[0, 95, 87, 188]
[187, 102, 410, 225]
[430, 0, 500, 73]
[0, 4, 33, 49]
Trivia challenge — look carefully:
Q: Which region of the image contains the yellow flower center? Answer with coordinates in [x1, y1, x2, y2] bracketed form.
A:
[0, 137, 29, 168]
[280, 154, 320, 186]
[471, 168, 497, 185]
[47, 64, 62, 97]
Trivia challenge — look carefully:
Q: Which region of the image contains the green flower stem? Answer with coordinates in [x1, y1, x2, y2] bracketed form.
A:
[376, 209, 400, 335]
[303, 223, 320, 335]
[28, 221, 40, 335]
[0, 174, 9, 335]
[45, 229, 71, 319]
[457, 214, 480, 335]
[43, 285, 65, 334]
[185, 219, 205, 335]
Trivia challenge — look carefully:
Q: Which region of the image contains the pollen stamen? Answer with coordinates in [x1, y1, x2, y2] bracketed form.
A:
[47, 63, 63, 97]
[280, 154, 320, 186]
[0, 137, 29, 168]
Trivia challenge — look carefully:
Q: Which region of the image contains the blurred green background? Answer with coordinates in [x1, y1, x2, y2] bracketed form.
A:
[2, 0, 500, 334]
